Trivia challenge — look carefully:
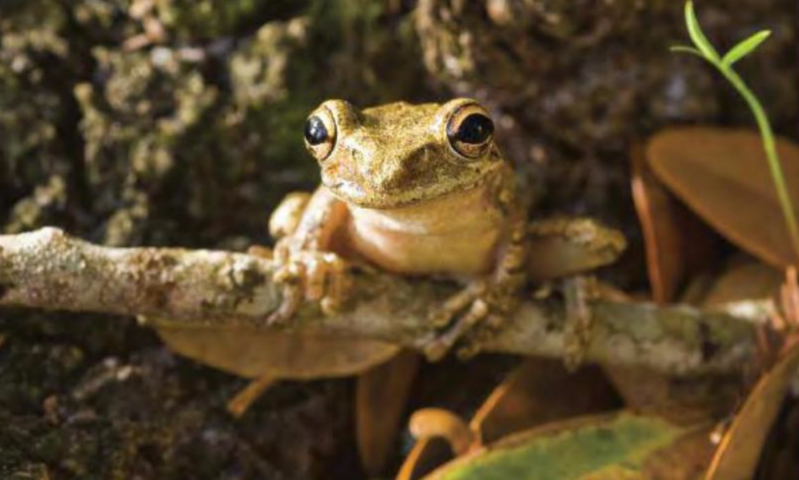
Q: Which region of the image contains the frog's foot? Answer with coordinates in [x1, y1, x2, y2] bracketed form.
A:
[422, 281, 513, 361]
[561, 276, 598, 370]
[267, 249, 351, 325]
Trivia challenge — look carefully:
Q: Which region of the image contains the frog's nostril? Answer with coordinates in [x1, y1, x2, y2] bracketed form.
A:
[351, 149, 363, 164]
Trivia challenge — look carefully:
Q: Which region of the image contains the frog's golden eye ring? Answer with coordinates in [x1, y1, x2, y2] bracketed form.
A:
[445, 104, 494, 159]
[304, 107, 337, 161]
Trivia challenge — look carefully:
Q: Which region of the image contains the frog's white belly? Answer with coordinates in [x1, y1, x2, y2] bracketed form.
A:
[344, 186, 505, 276]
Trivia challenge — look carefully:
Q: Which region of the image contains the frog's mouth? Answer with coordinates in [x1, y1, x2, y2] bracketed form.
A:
[324, 174, 489, 210]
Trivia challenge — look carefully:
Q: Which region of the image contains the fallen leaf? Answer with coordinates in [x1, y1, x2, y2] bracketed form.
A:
[701, 255, 784, 307]
[422, 413, 710, 480]
[647, 127, 799, 268]
[153, 323, 399, 379]
[398, 359, 620, 479]
[469, 359, 619, 445]
[357, 349, 421, 477]
[704, 335, 799, 480]
[631, 143, 721, 302]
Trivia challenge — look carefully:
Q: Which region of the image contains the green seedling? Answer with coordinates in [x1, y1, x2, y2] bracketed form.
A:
[672, 1, 799, 264]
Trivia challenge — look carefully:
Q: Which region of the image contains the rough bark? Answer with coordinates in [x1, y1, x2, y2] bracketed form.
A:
[0, 228, 763, 376]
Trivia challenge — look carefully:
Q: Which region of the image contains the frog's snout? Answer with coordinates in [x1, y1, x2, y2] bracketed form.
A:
[366, 150, 429, 194]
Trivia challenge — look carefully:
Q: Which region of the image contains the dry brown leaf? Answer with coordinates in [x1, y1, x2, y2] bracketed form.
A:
[647, 127, 799, 268]
[704, 335, 799, 480]
[469, 359, 619, 445]
[154, 323, 399, 379]
[631, 143, 721, 302]
[701, 255, 784, 307]
[357, 350, 421, 477]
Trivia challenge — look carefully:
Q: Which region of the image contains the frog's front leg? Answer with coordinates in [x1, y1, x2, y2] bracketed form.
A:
[527, 217, 626, 369]
[423, 213, 529, 361]
[560, 275, 599, 370]
[266, 187, 351, 325]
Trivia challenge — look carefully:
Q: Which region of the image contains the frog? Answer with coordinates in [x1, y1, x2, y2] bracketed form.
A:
[151, 98, 625, 476]
[267, 98, 626, 359]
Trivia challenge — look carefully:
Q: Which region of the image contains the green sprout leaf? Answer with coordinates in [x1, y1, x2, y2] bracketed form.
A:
[722, 30, 771, 66]
[684, 1, 719, 61]
[670, 45, 705, 59]
[673, 1, 799, 264]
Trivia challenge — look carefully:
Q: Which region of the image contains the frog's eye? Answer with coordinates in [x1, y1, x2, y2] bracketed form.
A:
[304, 108, 337, 161]
[446, 104, 494, 159]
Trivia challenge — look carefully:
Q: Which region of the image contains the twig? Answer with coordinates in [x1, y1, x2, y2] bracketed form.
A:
[0, 227, 762, 376]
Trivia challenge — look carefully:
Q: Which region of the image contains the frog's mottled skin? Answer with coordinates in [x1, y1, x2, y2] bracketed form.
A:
[268, 98, 625, 358]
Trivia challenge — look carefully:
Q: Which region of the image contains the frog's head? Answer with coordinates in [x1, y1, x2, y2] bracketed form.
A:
[302, 98, 505, 209]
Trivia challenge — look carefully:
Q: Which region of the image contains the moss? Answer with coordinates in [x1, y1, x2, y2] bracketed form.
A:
[0, 1, 71, 225]
[4, 176, 68, 234]
[154, 0, 307, 40]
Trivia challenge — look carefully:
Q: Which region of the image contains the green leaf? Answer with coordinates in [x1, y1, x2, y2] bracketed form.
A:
[684, 1, 719, 61]
[722, 30, 771, 66]
[428, 414, 692, 480]
[670, 45, 706, 59]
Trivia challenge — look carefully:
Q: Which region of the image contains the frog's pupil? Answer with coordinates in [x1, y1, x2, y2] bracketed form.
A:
[305, 116, 328, 145]
[454, 114, 494, 144]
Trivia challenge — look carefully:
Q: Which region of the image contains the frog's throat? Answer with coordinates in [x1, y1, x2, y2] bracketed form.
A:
[343, 178, 504, 276]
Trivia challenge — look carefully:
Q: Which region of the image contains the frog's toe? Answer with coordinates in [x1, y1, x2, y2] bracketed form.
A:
[429, 282, 485, 327]
[269, 251, 351, 323]
[561, 276, 597, 371]
[421, 295, 494, 362]
[304, 256, 328, 301]
[421, 278, 520, 361]
[267, 256, 309, 324]
[420, 335, 452, 363]
[320, 255, 350, 315]
[267, 281, 303, 325]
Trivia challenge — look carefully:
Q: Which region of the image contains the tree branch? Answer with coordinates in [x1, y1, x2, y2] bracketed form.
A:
[0, 228, 761, 376]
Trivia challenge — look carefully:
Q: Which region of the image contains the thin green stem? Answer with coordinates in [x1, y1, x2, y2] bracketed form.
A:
[717, 64, 799, 263]
[677, 1, 799, 265]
